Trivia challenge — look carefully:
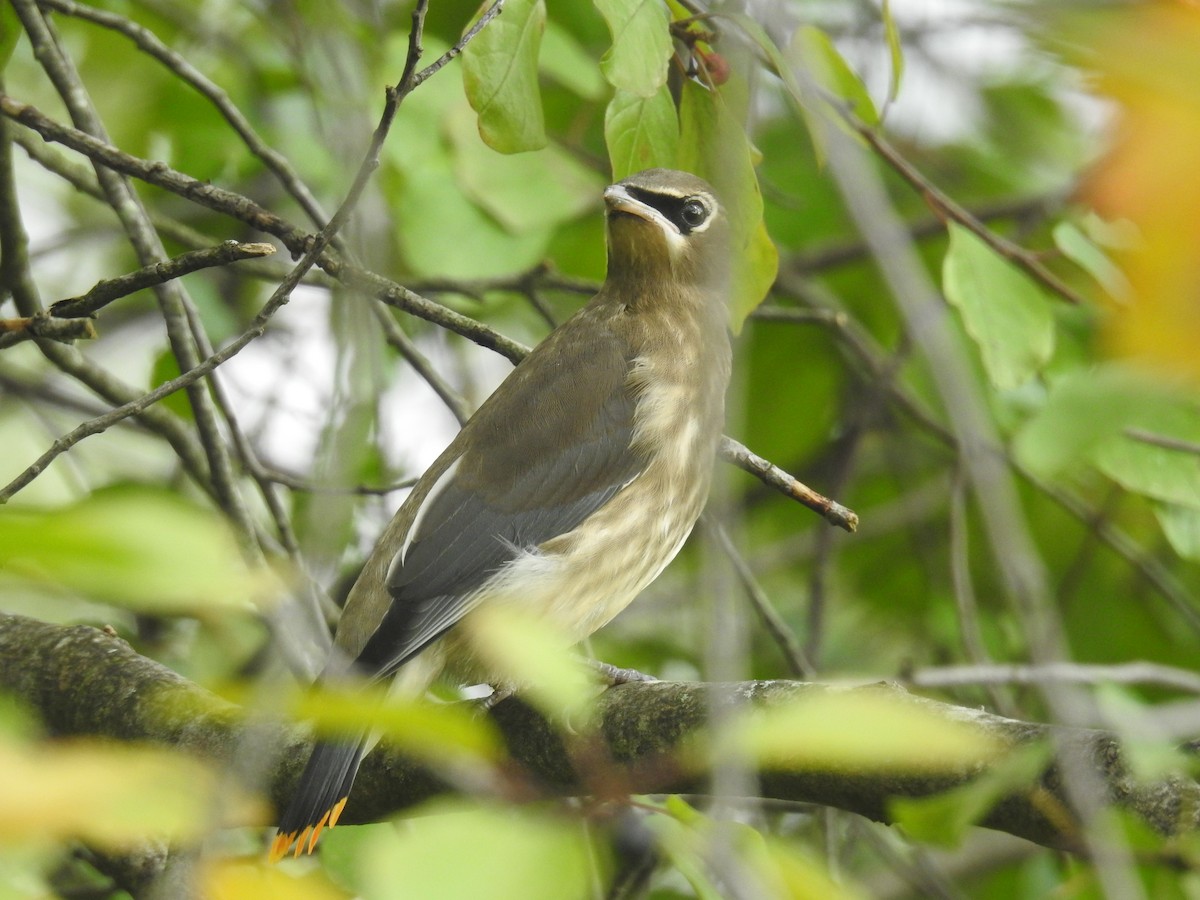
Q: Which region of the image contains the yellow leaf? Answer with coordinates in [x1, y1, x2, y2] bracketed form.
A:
[1070, 5, 1200, 380]
[202, 859, 348, 900]
[710, 687, 1004, 773]
[0, 738, 265, 848]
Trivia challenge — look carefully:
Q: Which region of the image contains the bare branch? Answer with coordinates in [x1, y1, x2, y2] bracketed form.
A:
[849, 122, 1089, 307]
[38, 0, 332, 232]
[1125, 428, 1200, 457]
[0, 313, 96, 345]
[719, 436, 859, 532]
[706, 518, 813, 678]
[12, 0, 257, 546]
[0, 95, 530, 362]
[49, 241, 276, 319]
[907, 661, 1200, 696]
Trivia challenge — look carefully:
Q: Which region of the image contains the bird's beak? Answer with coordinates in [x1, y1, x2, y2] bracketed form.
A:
[604, 184, 681, 236]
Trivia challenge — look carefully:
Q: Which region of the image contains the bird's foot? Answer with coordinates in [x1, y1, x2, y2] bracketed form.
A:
[587, 659, 659, 686]
[479, 684, 515, 711]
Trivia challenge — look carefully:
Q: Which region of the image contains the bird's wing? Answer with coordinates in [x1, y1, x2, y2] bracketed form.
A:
[354, 315, 643, 677]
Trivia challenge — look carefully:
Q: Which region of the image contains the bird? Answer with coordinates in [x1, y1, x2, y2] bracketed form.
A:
[271, 167, 733, 860]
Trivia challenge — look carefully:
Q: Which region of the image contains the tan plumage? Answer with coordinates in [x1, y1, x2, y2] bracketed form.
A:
[272, 168, 732, 860]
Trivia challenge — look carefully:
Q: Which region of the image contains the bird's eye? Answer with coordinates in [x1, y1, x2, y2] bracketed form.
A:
[680, 198, 708, 229]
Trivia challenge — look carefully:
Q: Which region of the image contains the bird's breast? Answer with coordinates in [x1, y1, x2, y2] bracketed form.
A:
[464, 341, 726, 640]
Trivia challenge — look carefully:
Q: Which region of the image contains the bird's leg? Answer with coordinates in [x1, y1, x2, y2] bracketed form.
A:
[586, 659, 659, 686]
[479, 684, 515, 710]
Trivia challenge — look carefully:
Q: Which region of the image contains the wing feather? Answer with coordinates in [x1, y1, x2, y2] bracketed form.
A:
[354, 311, 642, 676]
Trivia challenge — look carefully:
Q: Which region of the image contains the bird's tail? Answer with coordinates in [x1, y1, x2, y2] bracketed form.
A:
[270, 737, 366, 861]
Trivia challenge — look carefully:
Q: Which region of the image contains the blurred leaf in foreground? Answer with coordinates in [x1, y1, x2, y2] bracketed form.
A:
[0, 737, 264, 848]
[708, 687, 1004, 773]
[1065, 5, 1200, 380]
[345, 800, 594, 900]
[0, 486, 283, 618]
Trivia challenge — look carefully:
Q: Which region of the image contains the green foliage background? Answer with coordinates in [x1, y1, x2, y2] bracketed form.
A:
[2, 0, 1199, 897]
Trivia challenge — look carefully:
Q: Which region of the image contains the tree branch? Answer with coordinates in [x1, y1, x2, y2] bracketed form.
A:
[47, 240, 276, 319]
[2, 612, 1196, 874]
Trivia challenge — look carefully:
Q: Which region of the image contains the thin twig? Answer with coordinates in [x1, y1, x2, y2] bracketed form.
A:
[786, 194, 1062, 275]
[0, 314, 96, 345]
[409, 266, 598, 300]
[781, 272, 1200, 636]
[849, 123, 1088, 307]
[1125, 428, 1200, 457]
[728, 12, 1087, 308]
[13, 0, 257, 548]
[12, 129, 239, 257]
[49, 241, 276, 318]
[719, 436, 858, 532]
[706, 518, 812, 678]
[257, 466, 418, 496]
[177, 297, 296, 560]
[0, 0, 504, 503]
[0, 93, 309, 248]
[0, 94, 528, 362]
[750, 305, 846, 326]
[342, 265, 528, 363]
[404, 1, 504, 94]
[0, 290, 288, 503]
[907, 661, 1200, 696]
[370, 300, 472, 426]
[38, 0, 333, 233]
[949, 468, 1018, 717]
[1, 94, 218, 495]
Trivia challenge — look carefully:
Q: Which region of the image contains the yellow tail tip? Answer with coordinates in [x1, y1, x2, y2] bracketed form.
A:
[268, 831, 297, 863]
[269, 798, 349, 862]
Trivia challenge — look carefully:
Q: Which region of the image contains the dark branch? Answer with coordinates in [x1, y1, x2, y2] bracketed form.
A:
[49, 241, 276, 319]
[2, 612, 1196, 882]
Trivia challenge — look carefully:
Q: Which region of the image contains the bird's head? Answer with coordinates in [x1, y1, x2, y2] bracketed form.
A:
[603, 168, 729, 295]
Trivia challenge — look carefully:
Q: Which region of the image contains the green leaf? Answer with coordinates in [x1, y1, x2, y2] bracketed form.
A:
[539, 20, 606, 100]
[881, 0, 905, 105]
[1052, 220, 1131, 299]
[942, 223, 1055, 390]
[2, 736, 254, 848]
[1156, 503, 1200, 561]
[448, 107, 602, 233]
[647, 801, 729, 900]
[678, 77, 778, 330]
[1093, 403, 1200, 507]
[593, 0, 672, 97]
[712, 688, 1003, 774]
[651, 797, 862, 899]
[1012, 365, 1187, 479]
[385, 38, 554, 276]
[353, 800, 594, 900]
[0, 3, 21, 73]
[791, 26, 879, 127]
[460, 605, 595, 723]
[386, 146, 552, 278]
[604, 85, 679, 180]
[0, 487, 277, 617]
[461, 0, 548, 153]
[150, 349, 195, 422]
[287, 684, 503, 769]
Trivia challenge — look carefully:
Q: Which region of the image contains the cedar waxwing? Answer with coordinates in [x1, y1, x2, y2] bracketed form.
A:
[272, 168, 733, 859]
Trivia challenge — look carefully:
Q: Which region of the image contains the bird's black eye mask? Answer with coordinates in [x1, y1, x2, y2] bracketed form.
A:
[625, 187, 712, 235]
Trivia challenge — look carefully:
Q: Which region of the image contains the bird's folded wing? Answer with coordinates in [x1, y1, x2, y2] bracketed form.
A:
[356, 320, 644, 676]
